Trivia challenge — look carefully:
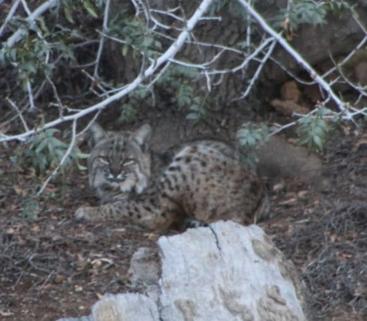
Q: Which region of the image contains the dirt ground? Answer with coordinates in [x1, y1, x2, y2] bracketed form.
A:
[0, 123, 366, 321]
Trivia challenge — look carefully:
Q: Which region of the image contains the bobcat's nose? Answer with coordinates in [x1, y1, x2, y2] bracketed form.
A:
[110, 163, 121, 176]
[107, 172, 126, 182]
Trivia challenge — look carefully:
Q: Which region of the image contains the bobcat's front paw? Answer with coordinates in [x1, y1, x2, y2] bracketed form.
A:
[75, 206, 98, 221]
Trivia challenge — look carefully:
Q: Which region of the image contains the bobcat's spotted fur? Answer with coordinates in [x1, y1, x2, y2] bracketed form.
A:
[75, 123, 267, 231]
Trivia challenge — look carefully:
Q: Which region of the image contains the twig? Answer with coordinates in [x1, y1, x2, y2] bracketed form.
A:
[45, 75, 65, 117]
[245, 0, 253, 58]
[27, 253, 54, 274]
[26, 80, 36, 112]
[150, 14, 175, 31]
[270, 120, 297, 136]
[238, 38, 277, 99]
[269, 56, 317, 85]
[81, 69, 112, 95]
[150, 8, 185, 22]
[39, 271, 55, 291]
[20, 0, 31, 15]
[322, 35, 367, 79]
[153, 29, 246, 56]
[146, 61, 171, 89]
[130, 0, 150, 21]
[6, 98, 30, 131]
[76, 110, 102, 138]
[93, 0, 111, 79]
[206, 36, 274, 75]
[329, 55, 367, 99]
[37, 120, 78, 196]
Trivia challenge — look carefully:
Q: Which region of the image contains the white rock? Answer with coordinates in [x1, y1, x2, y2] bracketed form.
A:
[56, 221, 308, 321]
[158, 221, 306, 321]
[92, 293, 159, 321]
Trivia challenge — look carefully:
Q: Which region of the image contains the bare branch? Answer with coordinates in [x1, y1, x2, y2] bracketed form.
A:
[206, 36, 275, 75]
[0, 0, 21, 37]
[238, 39, 277, 99]
[45, 74, 66, 117]
[236, 0, 351, 116]
[4, 0, 60, 48]
[269, 56, 317, 86]
[20, 0, 32, 15]
[130, 0, 150, 20]
[26, 80, 36, 112]
[6, 98, 30, 132]
[0, 0, 215, 143]
[322, 35, 367, 79]
[94, 0, 111, 79]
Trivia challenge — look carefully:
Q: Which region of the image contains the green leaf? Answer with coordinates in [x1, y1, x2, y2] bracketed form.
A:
[313, 135, 323, 151]
[122, 45, 129, 57]
[75, 152, 90, 159]
[35, 137, 48, 154]
[76, 163, 88, 170]
[82, 0, 99, 18]
[64, 6, 75, 24]
[186, 112, 200, 120]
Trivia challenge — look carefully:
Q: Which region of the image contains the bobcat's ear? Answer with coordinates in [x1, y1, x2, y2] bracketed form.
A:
[132, 124, 152, 147]
[89, 122, 106, 146]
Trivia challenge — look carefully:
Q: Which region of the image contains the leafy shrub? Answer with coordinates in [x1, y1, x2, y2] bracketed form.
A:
[109, 12, 162, 59]
[274, 0, 351, 37]
[237, 122, 269, 167]
[25, 129, 87, 175]
[0, 37, 74, 91]
[157, 65, 205, 120]
[20, 197, 41, 221]
[296, 107, 332, 152]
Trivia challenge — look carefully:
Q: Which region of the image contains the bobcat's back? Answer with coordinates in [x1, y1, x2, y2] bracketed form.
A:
[158, 140, 265, 225]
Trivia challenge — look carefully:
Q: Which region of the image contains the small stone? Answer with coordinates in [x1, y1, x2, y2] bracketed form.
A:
[273, 182, 285, 193]
[354, 61, 367, 85]
[74, 285, 83, 292]
[280, 80, 301, 102]
[297, 190, 308, 199]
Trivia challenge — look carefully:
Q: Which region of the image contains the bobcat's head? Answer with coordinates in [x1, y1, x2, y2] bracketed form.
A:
[87, 123, 152, 202]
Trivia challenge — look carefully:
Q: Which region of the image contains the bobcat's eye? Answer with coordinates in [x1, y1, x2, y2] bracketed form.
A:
[99, 157, 109, 165]
[116, 173, 127, 180]
[123, 159, 135, 167]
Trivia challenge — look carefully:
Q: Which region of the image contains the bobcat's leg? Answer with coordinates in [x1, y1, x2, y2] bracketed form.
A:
[75, 197, 177, 231]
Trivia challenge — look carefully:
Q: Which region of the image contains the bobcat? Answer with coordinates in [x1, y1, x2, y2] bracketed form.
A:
[75, 123, 267, 231]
